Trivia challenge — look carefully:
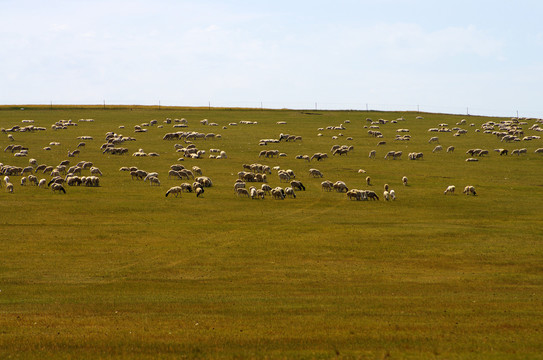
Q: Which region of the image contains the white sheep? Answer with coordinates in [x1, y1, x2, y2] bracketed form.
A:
[6, 182, 14, 193]
[165, 186, 183, 197]
[444, 185, 455, 194]
[389, 189, 396, 200]
[402, 176, 408, 186]
[463, 185, 476, 195]
[148, 176, 161, 186]
[383, 190, 390, 201]
[284, 187, 296, 198]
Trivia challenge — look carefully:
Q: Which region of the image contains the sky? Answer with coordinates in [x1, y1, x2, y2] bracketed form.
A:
[2, 0, 543, 117]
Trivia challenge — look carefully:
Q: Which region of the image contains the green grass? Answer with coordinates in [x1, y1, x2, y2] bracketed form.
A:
[0, 106, 542, 359]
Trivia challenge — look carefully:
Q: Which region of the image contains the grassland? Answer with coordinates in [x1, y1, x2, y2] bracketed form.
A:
[0, 106, 542, 359]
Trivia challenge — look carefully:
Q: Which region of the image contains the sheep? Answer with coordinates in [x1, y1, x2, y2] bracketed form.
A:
[463, 185, 477, 195]
[309, 168, 323, 178]
[321, 180, 333, 191]
[20, 177, 27, 186]
[432, 145, 443, 153]
[446, 146, 455, 153]
[366, 190, 379, 200]
[333, 181, 348, 193]
[90, 167, 103, 176]
[402, 176, 408, 186]
[236, 187, 250, 198]
[51, 183, 66, 194]
[234, 182, 246, 193]
[366, 176, 371, 186]
[444, 185, 455, 194]
[192, 166, 203, 176]
[27, 175, 38, 186]
[290, 180, 305, 191]
[389, 189, 396, 200]
[284, 187, 296, 198]
[271, 187, 285, 200]
[180, 183, 193, 192]
[261, 184, 272, 195]
[346, 189, 362, 200]
[6, 182, 14, 193]
[278, 171, 291, 182]
[148, 176, 160, 186]
[428, 136, 439, 143]
[384, 183, 389, 191]
[534, 148, 543, 154]
[195, 186, 204, 197]
[38, 179, 46, 188]
[143, 172, 159, 182]
[383, 190, 390, 201]
[165, 186, 183, 197]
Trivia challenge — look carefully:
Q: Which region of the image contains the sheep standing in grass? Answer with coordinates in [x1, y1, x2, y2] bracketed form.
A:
[236, 187, 250, 198]
[366, 176, 371, 186]
[390, 189, 396, 200]
[165, 186, 183, 197]
[444, 185, 455, 194]
[402, 176, 408, 186]
[383, 190, 390, 201]
[284, 187, 296, 198]
[463, 185, 476, 195]
[51, 183, 66, 193]
[6, 182, 14, 193]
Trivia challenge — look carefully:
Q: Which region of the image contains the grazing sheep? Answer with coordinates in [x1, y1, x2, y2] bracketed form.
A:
[444, 185, 455, 194]
[27, 175, 38, 186]
[384, 183, 389, 191]
[90, 167, 103, 176]
[278, 171, 291, 182]
[150, 176, 161, 186]
[368, 150, 376, 159]
[389, 189, 396, 200]
[6, 182, 14, 193]
[192, 166, 203, 176]
[309, 168, 323, 178]
[38, 179, 46, 188]
[236, 187, 250, 198]
[366, 176, 371, 186]
[446, 146, 455, 153]
[321, 180, 334, 191]
[346, 189, 362, 201]
[271, 187, 285, 200]
[165, 186, 183, 197]
[284, 187, 296, 198]
[535, 148, 543, 154]
[366, 190, 379, 200]
[261, 184, 272, 195]
[383, 190, 390, 201]
[463, 185, 477, 195]
[333, 181, 348, 193]
[195, 187, 204, 197]
[234, 182, 246, 193]
[402, 176, 408, 186]
[290, 180, 305, 191]
[51, 183, 66, 194]
[432, 145, 443, 153]
[428, 136, 439, 143]
[20, 177, 27, 186]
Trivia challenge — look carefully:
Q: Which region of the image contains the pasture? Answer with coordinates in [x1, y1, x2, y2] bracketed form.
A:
[1, 106, 542, 359]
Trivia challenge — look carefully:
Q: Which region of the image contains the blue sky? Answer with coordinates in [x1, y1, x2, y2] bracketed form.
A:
[2, 0, 543, 117]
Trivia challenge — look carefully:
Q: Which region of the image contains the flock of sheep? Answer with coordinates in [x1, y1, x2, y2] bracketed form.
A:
[2, 112, 543, 203]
